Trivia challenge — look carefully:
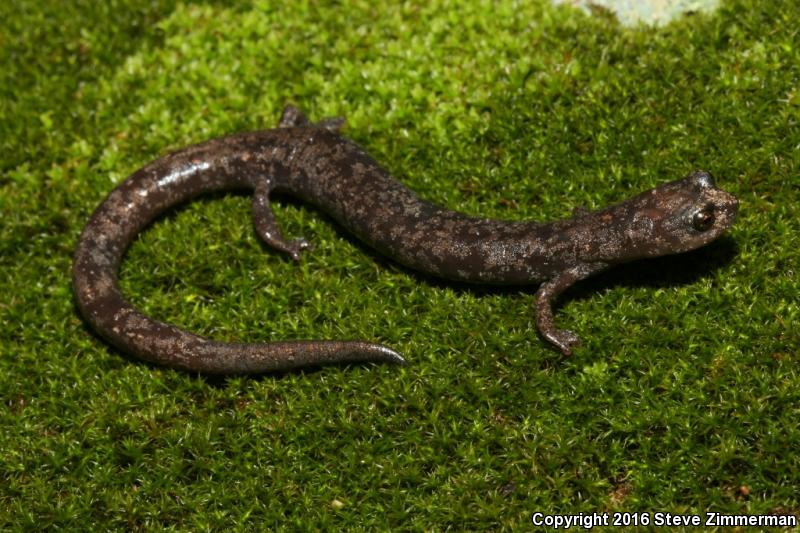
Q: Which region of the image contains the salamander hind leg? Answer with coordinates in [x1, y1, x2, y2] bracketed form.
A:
[252, 181, 312, 261]
[279, 105, 345, 132]
[279, 105, 312, 128]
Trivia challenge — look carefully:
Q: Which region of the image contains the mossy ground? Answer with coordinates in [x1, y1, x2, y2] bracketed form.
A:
[1, 0, 798, 529]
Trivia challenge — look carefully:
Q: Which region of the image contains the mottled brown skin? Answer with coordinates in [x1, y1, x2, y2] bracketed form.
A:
[72, 106, 739, 374]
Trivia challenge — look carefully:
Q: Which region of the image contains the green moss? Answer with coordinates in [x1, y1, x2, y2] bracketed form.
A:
[1, 0, 798, 529]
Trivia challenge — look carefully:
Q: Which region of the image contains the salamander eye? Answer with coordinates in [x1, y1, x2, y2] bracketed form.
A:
[692, 204, 716, 232]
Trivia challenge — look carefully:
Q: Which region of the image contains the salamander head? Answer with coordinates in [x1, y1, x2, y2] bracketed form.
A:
[594, 170, 738, 263]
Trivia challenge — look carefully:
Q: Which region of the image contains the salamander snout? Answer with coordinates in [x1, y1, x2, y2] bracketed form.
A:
[690, 194, 738, 235]
[689, 171, 738, 234]
[675, 171, 738, 252]
[618, 171, 739, 259]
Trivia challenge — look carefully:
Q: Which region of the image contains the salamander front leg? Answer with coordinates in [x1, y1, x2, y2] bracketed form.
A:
[252, 181, 312, 262]
[534, 263, 608, 356]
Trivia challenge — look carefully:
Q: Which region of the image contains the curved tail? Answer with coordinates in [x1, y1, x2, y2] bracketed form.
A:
[72, 232, 405, 374]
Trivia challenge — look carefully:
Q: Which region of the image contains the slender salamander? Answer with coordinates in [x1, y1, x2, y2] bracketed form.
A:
[72, 105, 738, 374]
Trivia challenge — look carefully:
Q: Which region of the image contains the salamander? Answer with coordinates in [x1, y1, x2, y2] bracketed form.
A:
[72, 105, 739, 374]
